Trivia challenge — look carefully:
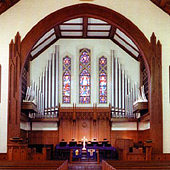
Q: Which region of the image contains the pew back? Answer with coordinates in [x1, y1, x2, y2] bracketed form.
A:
[0, 160, 68, 170]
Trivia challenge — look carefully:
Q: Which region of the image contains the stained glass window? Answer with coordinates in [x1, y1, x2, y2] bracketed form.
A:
[63, 56, 71, 103]
[99, 56, 107, 103]
[79, 48, 91, 104]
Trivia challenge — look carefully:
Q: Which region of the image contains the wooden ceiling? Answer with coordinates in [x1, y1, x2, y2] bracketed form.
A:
[30, 17, 140, 61]
[0, 0, 19, 15]
[151, 0, 170, 15]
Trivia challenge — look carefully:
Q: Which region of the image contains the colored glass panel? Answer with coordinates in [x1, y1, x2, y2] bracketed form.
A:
[63, 56, 71, 103]
[79, 48, 91, 104]
[80, 75, 90, 86]
[63, 96, 70, 103]
[80, 96, 90, 104]
[80, 85, 90, 96]
[99, 56, 107, 103]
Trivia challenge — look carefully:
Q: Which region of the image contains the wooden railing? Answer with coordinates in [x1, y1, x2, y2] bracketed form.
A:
[102, 160, 116, 170]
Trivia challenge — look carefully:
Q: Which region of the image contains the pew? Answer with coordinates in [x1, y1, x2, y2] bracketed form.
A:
[102, 160, 170, 169]
[0, 160, 68, 170]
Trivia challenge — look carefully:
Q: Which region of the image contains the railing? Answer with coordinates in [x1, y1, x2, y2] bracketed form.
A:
[57, 160, 68, 170]
[102, 160, 116, 170]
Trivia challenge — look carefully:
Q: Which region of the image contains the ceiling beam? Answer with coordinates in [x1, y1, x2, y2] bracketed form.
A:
[30, 38, 59, 60]
[0, 0, 20, 15]
[111, 39, 139, 61]
[32, 33, 56, 51]
[150, 0, 170, 15]
[159, 0, 167, 7]
[109, 26, 116, 39]
[115, 33, 139, 53]
[54, 25, 61, 38]
[60, 36, 108, 39]
[83, 17, 88, 38]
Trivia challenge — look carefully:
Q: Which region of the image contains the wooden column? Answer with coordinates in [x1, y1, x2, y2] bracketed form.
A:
[150, 33, 163, 153]
[8, 32, 21, 142]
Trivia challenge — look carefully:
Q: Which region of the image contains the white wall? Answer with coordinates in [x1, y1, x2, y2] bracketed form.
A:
[32, 122, 58, 131]
[138, 122, 150, 131]
[0, 0, 170, 153]
[111, 122, 137, 131]
[30, 39, 140, 107]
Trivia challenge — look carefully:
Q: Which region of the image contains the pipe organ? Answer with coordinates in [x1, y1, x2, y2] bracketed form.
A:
[24, 47, 143, 120]
[25, 45, 59, 118]
[111, 50, 139, 119]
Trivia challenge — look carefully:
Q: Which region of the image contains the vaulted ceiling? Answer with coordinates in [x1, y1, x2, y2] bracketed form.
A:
[30, 17, 140, 61]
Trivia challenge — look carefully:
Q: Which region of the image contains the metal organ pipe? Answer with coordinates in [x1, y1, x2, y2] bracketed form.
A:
[111, 53, 138, 119]
[31, 45, 59, 118]
[55, 45, 59, 114]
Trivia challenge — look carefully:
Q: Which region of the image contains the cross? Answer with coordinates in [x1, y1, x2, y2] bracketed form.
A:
[82, 136, 87, 150]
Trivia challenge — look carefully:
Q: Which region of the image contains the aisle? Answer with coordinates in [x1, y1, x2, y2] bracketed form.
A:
[68, 162, 102, 170]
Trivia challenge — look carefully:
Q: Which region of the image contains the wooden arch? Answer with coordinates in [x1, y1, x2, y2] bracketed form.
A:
[9, 3, 162, 153]
[21, 3, 151, 72]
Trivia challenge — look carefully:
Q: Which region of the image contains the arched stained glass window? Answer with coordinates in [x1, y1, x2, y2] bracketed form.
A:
[79, 48, 91, 104]
[63, 56, 71, 103]
[99, 56, 107, 103]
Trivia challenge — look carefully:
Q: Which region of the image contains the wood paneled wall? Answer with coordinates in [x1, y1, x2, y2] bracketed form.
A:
[28, 130, 59, 147]
[59, 118, 110, 143]
[0, 153, 7, 161]
[111, 129, 150, 147]
[138, 129, 150, 143]
[20, 129, 28, 144]
[28, 129, 149, 148]
[111, 131, 138, 147]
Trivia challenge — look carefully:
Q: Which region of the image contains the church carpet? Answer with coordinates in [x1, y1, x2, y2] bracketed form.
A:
[68, 162, 102, 170]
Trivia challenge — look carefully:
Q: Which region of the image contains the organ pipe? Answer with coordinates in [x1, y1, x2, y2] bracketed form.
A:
[111, 54, 138, 119]
[29, 45, 59, 118]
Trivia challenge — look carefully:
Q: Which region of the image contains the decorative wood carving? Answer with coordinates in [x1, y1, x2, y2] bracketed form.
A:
[150, 33, 163, 153]
[8, 32, 21, 143]
[59, 106, 111, 120]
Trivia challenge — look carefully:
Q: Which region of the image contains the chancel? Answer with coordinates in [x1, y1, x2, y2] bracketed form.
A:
[0, 1, 170, 170]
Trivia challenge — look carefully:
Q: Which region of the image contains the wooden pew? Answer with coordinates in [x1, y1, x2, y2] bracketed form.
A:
[103, 160, 170, 169]
[0, 160, 68, 170]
